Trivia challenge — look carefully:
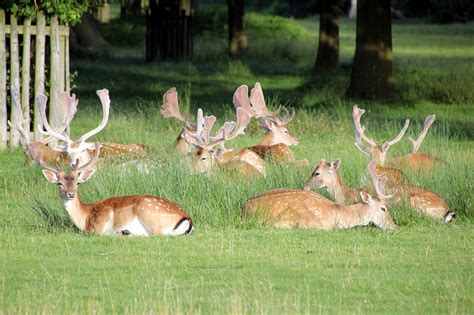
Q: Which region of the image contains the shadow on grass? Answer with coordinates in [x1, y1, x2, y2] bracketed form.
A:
[30, 196, 76, 232]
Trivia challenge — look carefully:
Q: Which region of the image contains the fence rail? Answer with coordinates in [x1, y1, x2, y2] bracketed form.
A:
[0, 9, 70, 148]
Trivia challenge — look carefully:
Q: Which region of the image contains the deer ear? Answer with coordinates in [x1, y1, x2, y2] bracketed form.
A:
[42, 169, 59, 184]
[329, 158, 341, 171]
[77, 169, 95, 183]
[262, 120, 275, 131]
[360, 191, 374, 205]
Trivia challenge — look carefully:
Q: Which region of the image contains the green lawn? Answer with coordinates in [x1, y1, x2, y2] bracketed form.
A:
[1, 15, 473, 313]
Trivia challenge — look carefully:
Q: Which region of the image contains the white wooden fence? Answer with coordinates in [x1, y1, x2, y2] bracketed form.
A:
[0, 9, 70, 148]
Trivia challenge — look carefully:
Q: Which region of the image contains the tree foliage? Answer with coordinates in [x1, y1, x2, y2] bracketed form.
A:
[0, 0, 107, 25]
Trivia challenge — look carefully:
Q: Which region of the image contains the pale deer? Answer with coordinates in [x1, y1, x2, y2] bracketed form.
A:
[36, 143, 193, 236]
[233, 83, 308, 165]
[160, 87, 196, 154]
[305, 158, 455, 222]
[8, 88, 75, 165]
[352, 105, 408, 186]
[242, 160, 396, 230]
[38, 89, 149, 168]
[386, 115, 444, 171]
[182, 107, 266, 177]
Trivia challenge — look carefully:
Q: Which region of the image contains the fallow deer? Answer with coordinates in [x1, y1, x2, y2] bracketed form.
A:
[35, 143, 193, 236]
[242, 160, 396, 230]
[352, 105, 408, 186]
[38, 89, 149, 168]
[182, 107, 266, 177]
[385, 115, 444, 171]
[233, 83, 308, 165]
[305, 159, 455, 222]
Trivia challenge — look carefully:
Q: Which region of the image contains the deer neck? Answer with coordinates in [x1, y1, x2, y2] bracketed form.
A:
[258, 131, 279, 146]
[333, 203, 370, 229]
[61, 193, 91, 232]
[326, 172, 355, 204]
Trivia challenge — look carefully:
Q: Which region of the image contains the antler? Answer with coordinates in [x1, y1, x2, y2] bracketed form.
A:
[368, 160, 393, 200]
[249, 82, 278, 118]
[8, 87, 30, 145]
[160, 87, 194, 128]
[409, 115, 435, 154]
[77, 89, 110, 143]
[273, 106, 295, 126]
[38, 94, 70, 143]
[73, 142, 101, 171]
[353, 105, 377, 149]
[381, 119, 410, 153]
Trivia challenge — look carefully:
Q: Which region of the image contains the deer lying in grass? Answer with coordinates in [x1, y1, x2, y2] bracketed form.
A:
[353, 105, 408, 186]
[233, 83, 308, 166]
[386, 115, 444, 171]
[36, 143, 193, 236]
[242, 160, 396, 230]
[38, 89, 149, 168]
[182, 107, 266, 177]
[304, 158, 454, 222]
[7, 88, 73, 165]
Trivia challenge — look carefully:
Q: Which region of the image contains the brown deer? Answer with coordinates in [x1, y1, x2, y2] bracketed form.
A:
[386, 115, 444, 171]
[36, 143, 193, 236]
[233, 83, 308, 165]
[182, 107, 266, 177]
[242, 160, 396, 230]
[38, 89, 149, 168]
[304, 159, 455, 222]
[352, 105, 408, 186]
[8, 88, 75, 165]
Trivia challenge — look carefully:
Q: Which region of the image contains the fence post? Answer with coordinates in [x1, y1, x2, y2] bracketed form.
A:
[34, 11, 46, 141]
[9, 16, 21, 146]
[0, 10, 7, 148]
[21, 17, 31, 136]
[49, 16, 61, 143]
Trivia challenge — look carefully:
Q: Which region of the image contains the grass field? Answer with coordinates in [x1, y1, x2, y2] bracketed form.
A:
[1, 14, 473, 314]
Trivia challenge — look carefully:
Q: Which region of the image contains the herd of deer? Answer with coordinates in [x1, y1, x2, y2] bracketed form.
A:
[8, 82, 454, 236]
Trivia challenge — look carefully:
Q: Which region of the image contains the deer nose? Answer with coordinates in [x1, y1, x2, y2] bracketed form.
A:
[303, 183, 311, 191]
[67, 192, 75, 198]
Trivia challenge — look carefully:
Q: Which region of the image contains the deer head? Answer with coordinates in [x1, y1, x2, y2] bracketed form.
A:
[303, 158, 341, 191]
[38, 89, 110, 167]
[183, 107, 251, 173]
[233, 83, 299, 146]
[353, 105, 409, 164]
[38, 142, 100, 200]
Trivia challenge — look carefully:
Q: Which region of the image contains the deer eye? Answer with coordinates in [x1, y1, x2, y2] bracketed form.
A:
[201, 156, 207, 161]
[381, 207, 386, 212]
[56, 183, 64, 187]
[284, 130, 288, 134]
[314, 172, 320, 176]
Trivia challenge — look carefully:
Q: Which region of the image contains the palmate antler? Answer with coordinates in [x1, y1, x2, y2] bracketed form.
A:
[233, 83, 295, 127]
[160, 87, 194, 129]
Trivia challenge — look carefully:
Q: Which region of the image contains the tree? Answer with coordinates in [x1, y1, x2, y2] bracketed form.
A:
[347, 0, 395, 100]
[227, 0, 247, 57]
[314, 0, 340, 72]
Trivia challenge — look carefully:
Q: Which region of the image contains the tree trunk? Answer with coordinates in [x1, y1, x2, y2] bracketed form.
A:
[314, 0, 340, 72]
[227, 0, 247, 57]
[347, 0, 395, 100]
[70, 12, 109, 52]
